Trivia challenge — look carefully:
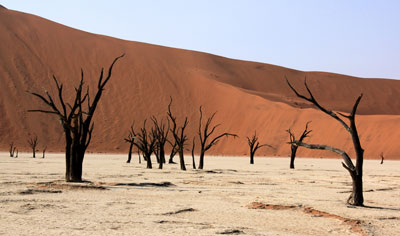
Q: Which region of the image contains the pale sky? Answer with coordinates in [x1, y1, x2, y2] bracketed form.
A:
[2, 0, 400, 79]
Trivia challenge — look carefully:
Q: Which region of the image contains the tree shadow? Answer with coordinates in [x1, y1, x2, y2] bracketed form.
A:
[114, 181, 175, 187]
[362, 205, 400, 211]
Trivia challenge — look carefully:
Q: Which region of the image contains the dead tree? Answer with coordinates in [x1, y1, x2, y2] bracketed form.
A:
[167, 97, 188, 171]
[286, 122, 312, 169]
[191, 137, 196, 169]
[15, 149, 18, 158]
[124, 125, 136, 163]
[9, 142, 16, 157]
[197, 106, 237, 169]
[28, 54, 124, 182]
[380, 153, 384, 164]
[168, 140, 178, 164]
[42, 146, 47, 158]
[129, 120, 157, 169]
[137, 148, 142, 164]
[151, 117, 169, 169]
[247, 131, 271, 164]
[27, 136, 38, 158]
[154, 145, 160, 163]
[287, 78, 364, 206]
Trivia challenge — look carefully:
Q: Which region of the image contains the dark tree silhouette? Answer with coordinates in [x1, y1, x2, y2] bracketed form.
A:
[151, 117, 169, 169]
[42, 146, 47, 158]
[197, 106, 237, 169]
[167, 97, 188, 171]
[9, 142, 16, 157]
[287, 78, 364, 206]
[137, 148, 142, 164]
[380, 153, 384, 164]
[129, 120, 157, 169]
[28, 54, 124, 182]
[124, 125, 136, 164]
[247, 131, 271, 164]
[191, 137, 196, 169]
[154, 145, 160, 163]
[27, 135, 38, 158]
[168, 140, 178, 164]
[286, 122, 312, 169]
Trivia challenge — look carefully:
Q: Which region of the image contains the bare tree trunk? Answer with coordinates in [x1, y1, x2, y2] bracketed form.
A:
[9, 143, 16, 157]
[69, 154, 83, 182]
[348, 173, 363, 205]
[250, 152, 255, 164]
[158, 146, 164, 169]
[192, 138, 196, 169]
[154, 146, 160, 164]
[146, 154, 152, 169]
[138, 149, 141, 164]
[178, 149, 186, 171]
[168, 154, 175, 164]
[290, 146, 298, 169]
[65, 134, 72, 181]
[127, 142, 134, 163]
[42, 146, 47, 158]
[198, 151, 205, 169]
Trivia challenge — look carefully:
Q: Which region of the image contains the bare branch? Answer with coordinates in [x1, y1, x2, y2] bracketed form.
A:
[291, 141, 355, 171]
[286, 78, 351, 133]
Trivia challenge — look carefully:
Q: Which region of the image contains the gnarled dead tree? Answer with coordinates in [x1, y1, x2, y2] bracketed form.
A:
[247, 131, 271, 164]
[28, 54, 124, 182]
[197, 106, 237, 169]
[191, 137, 196, 169]
[151, 117, 169, 169]
[124, 125, 136, 164]
[168, 140, 178, 164]
[42, 146, 47, 158]
[129, 121, 157, 169]
[287, 78, 364, 206]
[27, 135, 38, 158]
[137, 148, 142, 164]
[380, 153, 384, 164]
[286, 122, 312, 169]
[9, 142, 16, 157]
[167, 97, 188, 171]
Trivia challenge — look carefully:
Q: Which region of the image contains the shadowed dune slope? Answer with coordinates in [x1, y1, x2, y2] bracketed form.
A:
[1, 8, 400, 159]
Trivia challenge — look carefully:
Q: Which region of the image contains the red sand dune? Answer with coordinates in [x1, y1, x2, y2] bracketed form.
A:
[1, 8, 400, 159]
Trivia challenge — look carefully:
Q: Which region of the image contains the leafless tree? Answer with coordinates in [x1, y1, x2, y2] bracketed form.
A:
[286, 122, 312, 169]
[168, 140, 178, 164]
[42, 146, 47, 158]
[380, 153, 384, 164]
[124, 125, 136, 164]
[137, 148, 142, 164]
[191, 137, 196, 169]
[197, 106, 237, 169]
[28, 54, 124, 182]
[247, 131, 271, 164]
[27, 135, 38, 158]
[167, 97, 188, 171]
[151, 116, 169, 169]
[129, 120, 157, 169]
[154, 145, 160, 163]
[9, 142, 16, 157]
[287, 78, 364, 206]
